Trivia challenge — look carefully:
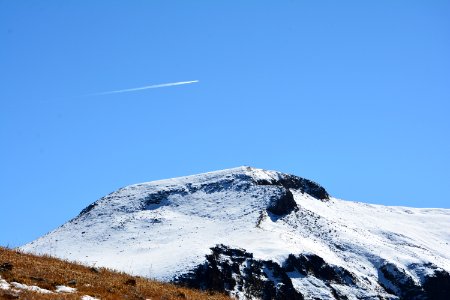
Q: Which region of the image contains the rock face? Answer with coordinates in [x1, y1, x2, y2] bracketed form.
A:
[423, 269, 450, 299]
[21, 167, 450, 300]
[177, 245, 450, 300]
[266, 188, 298, 216]
[175, 245, 304, 300]
[255, 174, 329, 201]
[377, 261, 450, 300]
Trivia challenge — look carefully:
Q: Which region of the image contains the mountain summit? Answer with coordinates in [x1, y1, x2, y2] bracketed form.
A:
[22, 167, 450, 299]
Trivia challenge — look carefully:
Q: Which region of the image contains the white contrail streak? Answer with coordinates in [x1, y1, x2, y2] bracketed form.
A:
[89, 80, 199, 96]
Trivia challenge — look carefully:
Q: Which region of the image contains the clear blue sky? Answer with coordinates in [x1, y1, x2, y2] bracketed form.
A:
[1, 1, 449, 247]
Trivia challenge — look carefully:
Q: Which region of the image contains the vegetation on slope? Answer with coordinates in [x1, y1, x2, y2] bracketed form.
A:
[0, 247, 230, 300]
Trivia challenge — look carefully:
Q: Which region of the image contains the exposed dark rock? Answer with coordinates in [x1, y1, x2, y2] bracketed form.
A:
[0, 262, 13, 272]
[67, 279, 77, 286]
[330, 286, 349, 300]
[385, 262, 450, 300]
[377, 261, 436, 300]
[267, 188, 298, 216]
[255, 174, 329, 200]
[30, 276, 46, 282]
[422, 269, 450, 300]
[125, 278, 137, 286]
[261, 260, 304, 300]
[78, 202, 98, 216]
[196, 176, 253, 194]
[143, 187, 191, 209]
[284, 254, 355, 285]
[175, 245, 240, 293]
[175, 245, 366, 300]
[379, 264, 450, 300]
[174, 244, 304, 299]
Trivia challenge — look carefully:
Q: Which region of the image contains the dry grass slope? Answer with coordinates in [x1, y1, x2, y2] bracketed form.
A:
[0, 247, 231, 300]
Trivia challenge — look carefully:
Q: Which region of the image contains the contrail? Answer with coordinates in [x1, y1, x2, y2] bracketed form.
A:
[88, 80, 199, 96]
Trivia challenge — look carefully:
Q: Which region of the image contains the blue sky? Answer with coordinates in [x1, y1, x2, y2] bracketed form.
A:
[1, 1, 449, 247]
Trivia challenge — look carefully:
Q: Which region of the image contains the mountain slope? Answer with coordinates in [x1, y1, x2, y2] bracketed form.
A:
[21, 167, 450, 299]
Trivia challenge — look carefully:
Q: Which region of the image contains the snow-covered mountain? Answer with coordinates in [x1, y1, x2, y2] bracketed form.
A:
[22, 167, 450, 299]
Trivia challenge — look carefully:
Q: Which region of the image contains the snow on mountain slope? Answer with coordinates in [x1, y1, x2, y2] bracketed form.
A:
[21, 167, 450, 299]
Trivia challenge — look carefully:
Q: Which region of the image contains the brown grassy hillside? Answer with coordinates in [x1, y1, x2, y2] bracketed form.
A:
[0, 247, 230, 300]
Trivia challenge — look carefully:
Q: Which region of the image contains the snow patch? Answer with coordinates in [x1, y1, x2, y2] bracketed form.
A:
[10, 281, 53, 294]
[55, 285, 77, 293]
[0, 276, 11, 290]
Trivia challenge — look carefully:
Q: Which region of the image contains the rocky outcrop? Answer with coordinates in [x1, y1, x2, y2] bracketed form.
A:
[176, 245, 450, 300]
[284, 254, 356, 285]
[174, 245, 304, 300]
[377, 261, 450, 300]
[174, 245, 366, 300]
[255, 173, 329, 200]
[267, 188, 298, 216]
[423, 268, 450, 299]
[377, 262, 423, 298]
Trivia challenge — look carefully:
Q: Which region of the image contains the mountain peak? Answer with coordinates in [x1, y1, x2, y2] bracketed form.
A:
[76, 167, 328, 222]
[138, 166, 329, 200]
